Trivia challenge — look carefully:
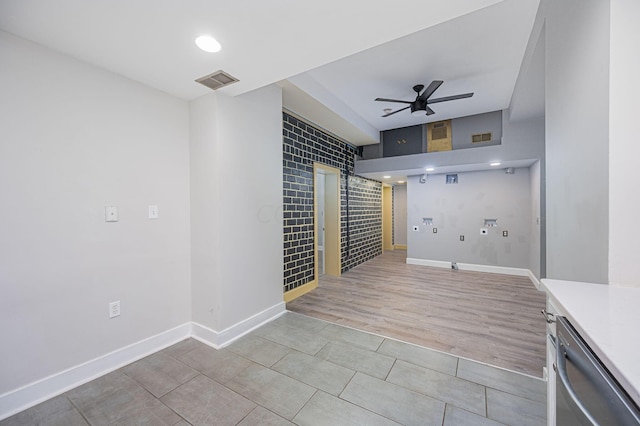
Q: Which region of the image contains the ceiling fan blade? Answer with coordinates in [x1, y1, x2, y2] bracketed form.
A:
[427, 92, 474, 104]
[382, 106, 411, 117]
[425, 106, 435, 116]
[375, 97, 412, 104]
[418, 80, 443, 101]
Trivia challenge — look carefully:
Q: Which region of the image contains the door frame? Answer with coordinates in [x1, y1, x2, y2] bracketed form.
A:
[284, 163, 341, 302]
[382, 184, 393, 251]
[315, 163, 341, 277]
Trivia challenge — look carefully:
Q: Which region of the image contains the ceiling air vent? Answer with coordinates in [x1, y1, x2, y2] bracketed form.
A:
[195, 70, 239, 91]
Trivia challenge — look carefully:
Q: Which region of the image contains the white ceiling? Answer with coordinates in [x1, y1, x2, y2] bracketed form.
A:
[295, 0, 540, 136]
[0, 0, 541, 147]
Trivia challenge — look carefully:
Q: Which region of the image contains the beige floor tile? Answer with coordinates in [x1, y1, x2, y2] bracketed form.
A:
[377, 338, 458, 375]
[160, 375, 255, 426]
[272, 351, 355, 396]
[227, 334, 291, 367]
[66, 371, 181, 425]
[340, 372, 445, 426]
[0, 395, 88, 426]
[315, 341, 395, 380]
[225, 363, 316, 420]
[386, 360, 487, 416]
[486, 388, 546, 426]
[237, 406, 294, 426]
[121, 351, 198, 397]
[293, 391, 401, 426]
[457, 358, 546, 403]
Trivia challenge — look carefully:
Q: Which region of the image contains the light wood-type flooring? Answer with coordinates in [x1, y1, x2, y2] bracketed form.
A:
[287, 250, 547, 377]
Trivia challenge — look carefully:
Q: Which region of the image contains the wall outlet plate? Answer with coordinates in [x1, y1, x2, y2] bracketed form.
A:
[432, 228, 437, 233]
[109, 301, 120, 318]
[105, 206, 119, 222]
[460, 235, 464, 241]
[503, 230, 508, 237]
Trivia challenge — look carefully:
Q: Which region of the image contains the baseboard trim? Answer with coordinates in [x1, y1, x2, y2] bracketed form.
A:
[0, 322, 191, 421]
[527, 270, 542, 290]
[1, 301, 288, 421]
[191, 301, 286, 349]
[283, 280, 317, 302]
[406, 258, 452, 269]
[406, 258, 537, 283]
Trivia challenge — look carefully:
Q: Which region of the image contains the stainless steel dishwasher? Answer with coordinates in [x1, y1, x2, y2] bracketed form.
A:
[555, 316, 640, 425]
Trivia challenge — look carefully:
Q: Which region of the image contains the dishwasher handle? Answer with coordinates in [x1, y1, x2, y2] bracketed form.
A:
[556, 339, 601, 426]
[542, 309, 556, 324]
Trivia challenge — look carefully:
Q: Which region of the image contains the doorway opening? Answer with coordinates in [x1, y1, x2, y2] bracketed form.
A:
[315, 163, 341, 278]
[382, 184, 393, 251]
[284, 163, 341, 303]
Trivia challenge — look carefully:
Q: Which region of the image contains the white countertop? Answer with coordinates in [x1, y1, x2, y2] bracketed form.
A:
[542, 279, 640, 406]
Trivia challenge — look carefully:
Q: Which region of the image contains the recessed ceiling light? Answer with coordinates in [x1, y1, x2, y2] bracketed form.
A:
[397, 180, 405, 184]
[383, 175, 391, 179]
[490, 162, 501, 167]
[425, 167, 435, 172]
[195, 35, 221, 53]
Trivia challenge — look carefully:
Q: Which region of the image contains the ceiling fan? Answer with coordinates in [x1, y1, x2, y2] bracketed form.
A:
[375, 80, 473, 117]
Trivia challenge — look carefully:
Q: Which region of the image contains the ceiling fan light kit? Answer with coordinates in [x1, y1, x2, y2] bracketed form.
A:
[375, 80, 473, 117]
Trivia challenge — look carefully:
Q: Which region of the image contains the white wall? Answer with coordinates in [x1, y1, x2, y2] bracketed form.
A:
[189, 86, 284, 333]
[356, 109, 544, 176]
[544, 0, 610, 283]
[393, 185, 407, 246]
[189, 94, 221, 328]
[0, 32, 191, 394]
[407, 168, 531, 268]
[529, 160, 542, 278]
[609, 0, 640, 288]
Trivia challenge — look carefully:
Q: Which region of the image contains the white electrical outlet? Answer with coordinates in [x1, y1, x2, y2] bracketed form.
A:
[109, 301, 121, 318]
[105, 206, 119, 222]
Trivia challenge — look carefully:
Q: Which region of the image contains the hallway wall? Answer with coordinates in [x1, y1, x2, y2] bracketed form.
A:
[407, 167, 532, 269]
[282, 113, 382, 293]
[393, 185, 407, 246]
[190, 86, 284, 333]
[0, 31, 191, 395]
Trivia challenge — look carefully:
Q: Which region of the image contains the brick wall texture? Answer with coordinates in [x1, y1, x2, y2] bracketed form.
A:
[283, 112, 382, 293]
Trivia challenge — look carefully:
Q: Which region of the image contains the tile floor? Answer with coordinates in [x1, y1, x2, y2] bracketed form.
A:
[1, 312, 546, 426]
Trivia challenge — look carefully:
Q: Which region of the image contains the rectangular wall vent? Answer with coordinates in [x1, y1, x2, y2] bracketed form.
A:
[431, 122, 448, 140]
[195, 70, 239, 91]
[471, 132, 493, 143]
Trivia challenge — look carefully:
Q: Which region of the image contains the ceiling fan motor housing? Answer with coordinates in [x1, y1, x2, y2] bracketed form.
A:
[375, 80, 473, 117]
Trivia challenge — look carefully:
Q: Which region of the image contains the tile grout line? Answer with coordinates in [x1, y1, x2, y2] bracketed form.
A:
[64, 394, 92, 426]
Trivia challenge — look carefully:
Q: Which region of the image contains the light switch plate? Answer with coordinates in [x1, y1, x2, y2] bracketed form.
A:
[105, 206, 118, 222]
[148, 205, 159, 219]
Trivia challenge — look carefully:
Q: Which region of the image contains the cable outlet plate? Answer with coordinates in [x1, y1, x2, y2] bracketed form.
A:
[109, 301, 120, 318]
